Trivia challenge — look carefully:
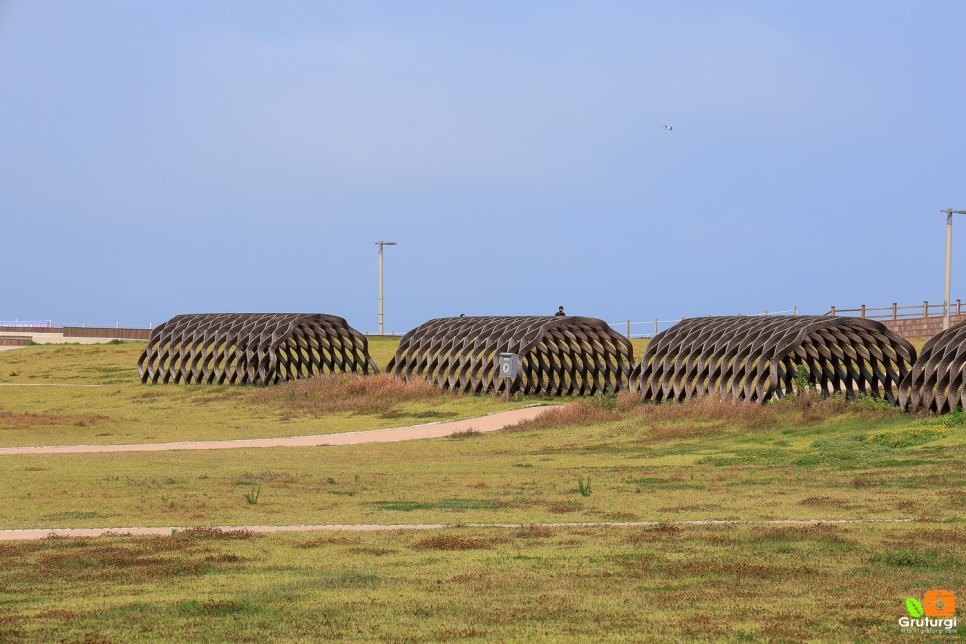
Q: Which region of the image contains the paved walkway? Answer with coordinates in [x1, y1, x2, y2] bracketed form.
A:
[0, 405, 557, 455]
[0, 518, 914, 541]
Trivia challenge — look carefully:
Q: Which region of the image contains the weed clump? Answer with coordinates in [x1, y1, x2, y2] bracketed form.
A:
[513, 525, 555, 539]
[414, 534, 493, 550]
[243, 485, 261, 505]
[171, 527, 258, 542]
[448, 429, 482, 439]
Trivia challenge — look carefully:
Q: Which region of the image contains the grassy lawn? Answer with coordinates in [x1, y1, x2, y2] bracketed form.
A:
[1, 342, 963, 640]
[0, 394, 963, 529]
[0, 342, 526, 447]
[0, 523, 962, 640]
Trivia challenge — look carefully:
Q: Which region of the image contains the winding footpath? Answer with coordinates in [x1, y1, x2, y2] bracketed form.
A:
[0, 405, 556, 455]
[0, 519, 915, 541]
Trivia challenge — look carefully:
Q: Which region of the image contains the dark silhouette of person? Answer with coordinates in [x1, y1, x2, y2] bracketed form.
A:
[555, 306, 566, 317]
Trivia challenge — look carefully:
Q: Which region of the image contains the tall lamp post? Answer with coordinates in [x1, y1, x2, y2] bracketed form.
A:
[376, 241, 397, 335]
[942, 209, 966, 331]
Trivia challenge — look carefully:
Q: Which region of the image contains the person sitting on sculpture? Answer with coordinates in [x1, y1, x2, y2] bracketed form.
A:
[555, 306, 566, 317]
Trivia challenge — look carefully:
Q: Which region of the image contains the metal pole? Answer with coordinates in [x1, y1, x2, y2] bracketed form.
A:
[941, 210, 966, 331]
[945, 209, 953, 331]
[378, 243, 384, 335]
[375, 241, 398, 336]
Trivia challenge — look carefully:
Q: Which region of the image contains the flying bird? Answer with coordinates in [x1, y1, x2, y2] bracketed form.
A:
[661, 124, 673, 131]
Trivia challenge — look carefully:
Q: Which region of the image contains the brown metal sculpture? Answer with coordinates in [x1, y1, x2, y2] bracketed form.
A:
[138, 313, 377, 385]
[899, 318, 966, 413]
[386, 316, 634, 395]
[633, 316, 915, 404]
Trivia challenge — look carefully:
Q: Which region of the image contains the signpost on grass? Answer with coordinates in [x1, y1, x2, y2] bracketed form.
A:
[499, 352, 520, 402]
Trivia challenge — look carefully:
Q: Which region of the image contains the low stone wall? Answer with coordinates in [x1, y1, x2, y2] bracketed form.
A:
[880, 314, 966, 340]
[0, 330, 147, 344]
[62, 327, 151, 340]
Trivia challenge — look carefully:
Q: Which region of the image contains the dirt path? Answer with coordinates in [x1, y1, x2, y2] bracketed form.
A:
[0, 405, 557, 455]
[0, 383, 105, 387]
[0, 518, 914, 541]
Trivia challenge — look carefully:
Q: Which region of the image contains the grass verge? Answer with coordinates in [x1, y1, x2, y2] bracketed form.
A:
[0, 523, 961, 640]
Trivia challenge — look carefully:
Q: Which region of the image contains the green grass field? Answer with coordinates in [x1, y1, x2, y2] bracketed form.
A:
[0, 343, 963, 640]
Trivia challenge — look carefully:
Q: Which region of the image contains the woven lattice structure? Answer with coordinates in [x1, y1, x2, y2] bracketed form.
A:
[386, 316, 634, 395]
[633, 316, 915, 404]
[899, 318, 966, 413]
[138, 313, 377, 385]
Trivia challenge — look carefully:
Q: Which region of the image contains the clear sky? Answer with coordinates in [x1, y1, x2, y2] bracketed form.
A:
[2, 1, 964, 333]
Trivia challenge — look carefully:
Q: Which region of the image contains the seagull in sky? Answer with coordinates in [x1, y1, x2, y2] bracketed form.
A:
[661, 124, 673, 131]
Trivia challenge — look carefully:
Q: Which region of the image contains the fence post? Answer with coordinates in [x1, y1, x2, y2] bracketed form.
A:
[626, 320, 631, 340]
[764, 309, 768, 316]
[653, 319, 658, 336]
[892, 303, 897, 321]
[958, 299, 962, 316]
[830, 306, 836, 317]
[860, 304, 866, 319]
[924, 301, 929, 319]
[793, 306, 797, 316]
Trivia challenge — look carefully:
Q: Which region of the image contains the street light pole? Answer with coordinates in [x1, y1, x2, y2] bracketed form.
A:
[376, 241, 397, 335]
[942, 209, 966, 331]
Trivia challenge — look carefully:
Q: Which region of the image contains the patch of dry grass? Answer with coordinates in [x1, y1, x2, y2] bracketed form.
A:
[0, 412, 113, 430]
[508, 393, 639, 430]
[254, 373, 450, 416]
[512, 390, 901, 433]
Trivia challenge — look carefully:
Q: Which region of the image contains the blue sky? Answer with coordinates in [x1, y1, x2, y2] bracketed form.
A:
[2, 1, 964, 333]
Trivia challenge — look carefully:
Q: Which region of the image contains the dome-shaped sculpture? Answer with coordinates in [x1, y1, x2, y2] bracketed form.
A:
[138, 313, 377, 385]
[387, 316, 633, 395]
[899, 318, 966, 413]
[633, 316, 915, 404]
